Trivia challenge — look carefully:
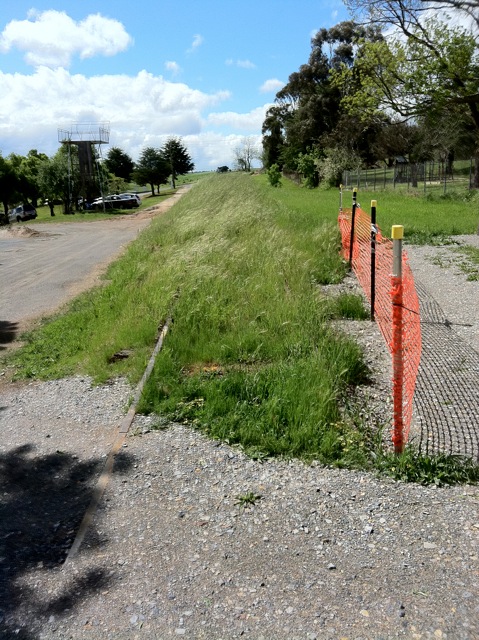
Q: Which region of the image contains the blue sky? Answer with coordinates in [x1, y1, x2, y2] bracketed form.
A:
[0, 0, 350, 170]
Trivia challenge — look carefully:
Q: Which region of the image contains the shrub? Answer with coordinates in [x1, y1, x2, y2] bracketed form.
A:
[267, 163, 282, 187]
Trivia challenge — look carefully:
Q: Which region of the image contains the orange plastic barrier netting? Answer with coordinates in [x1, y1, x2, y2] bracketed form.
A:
[338, 206, 422, 447]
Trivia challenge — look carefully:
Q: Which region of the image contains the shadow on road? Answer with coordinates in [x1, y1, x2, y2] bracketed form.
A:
[0, 444, 134, 638]
[0, 321, 19, 350]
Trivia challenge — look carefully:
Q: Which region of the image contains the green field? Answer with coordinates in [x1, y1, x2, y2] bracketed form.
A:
[253, 173, 478, 243]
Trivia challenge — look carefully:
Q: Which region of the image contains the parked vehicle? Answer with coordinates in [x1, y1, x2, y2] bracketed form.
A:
[119, 193, 141, 206]
[8, 203, 37, 223]
[92, 194, 139, 210]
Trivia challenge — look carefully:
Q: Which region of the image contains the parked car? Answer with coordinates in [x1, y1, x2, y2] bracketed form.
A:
[8, 203, 37, 223]
[92, 194, 139, 210]
[119, 193, 141, 206]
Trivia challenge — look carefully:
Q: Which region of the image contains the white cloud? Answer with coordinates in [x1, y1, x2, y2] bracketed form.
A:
[0, 66, 248, 169]
[207, 106, 271, 132]
[187, 34, 204, 53]
[237, 59, 256, 69]
[260, 78, 284, 93]
[225, 58, 256, 69]
[182, 132, 263, 170]
[0, 10, 133, 68]
[165, 61, 182, 76]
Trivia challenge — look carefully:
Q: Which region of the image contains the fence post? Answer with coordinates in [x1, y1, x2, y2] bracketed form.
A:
[391, 225, 404, 454]
[339, 184, 343, 213]
[348, 188, 358, 269]
[370, 200, 377, 321]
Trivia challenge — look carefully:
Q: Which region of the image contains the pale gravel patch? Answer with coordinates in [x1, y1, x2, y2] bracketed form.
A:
[405, 235, 479, 354]
[0, 234, 478, 639]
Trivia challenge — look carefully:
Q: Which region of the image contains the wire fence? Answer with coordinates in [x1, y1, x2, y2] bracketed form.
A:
[338, 194, 422, 449]
[341, 158, 476, 194]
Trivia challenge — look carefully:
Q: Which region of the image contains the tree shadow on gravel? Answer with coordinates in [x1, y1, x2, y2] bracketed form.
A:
[0, 444, 134, 638]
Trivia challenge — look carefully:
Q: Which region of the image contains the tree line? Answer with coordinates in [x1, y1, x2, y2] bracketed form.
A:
[0, 137, 194, 223]
[261, 0, 479, 188]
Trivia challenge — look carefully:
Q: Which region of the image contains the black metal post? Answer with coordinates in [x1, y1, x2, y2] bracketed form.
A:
[348, 187, 357, 270]
[370, 200, 377, 321]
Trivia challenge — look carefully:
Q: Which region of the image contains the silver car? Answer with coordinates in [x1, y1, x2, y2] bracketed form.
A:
[8, 203, 37, 222]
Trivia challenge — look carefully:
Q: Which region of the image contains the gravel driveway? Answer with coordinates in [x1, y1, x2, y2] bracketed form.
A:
[0, 215, 478, 638]
[0, 187, 189, 349]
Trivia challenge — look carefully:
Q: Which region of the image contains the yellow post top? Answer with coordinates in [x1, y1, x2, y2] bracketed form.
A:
[339, 184, 343, 190]
[353, 187, 357, 194]
[371, 199, 377, 207]
[391, 225, 404, 240]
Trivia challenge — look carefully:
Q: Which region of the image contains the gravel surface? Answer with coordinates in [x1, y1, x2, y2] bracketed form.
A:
[1, 235, 478, 639]
[406, 235, 479, 354]
[0, 186, 190, 348]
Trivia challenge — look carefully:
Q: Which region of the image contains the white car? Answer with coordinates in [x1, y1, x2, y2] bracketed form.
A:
[119, 193, 141, 206]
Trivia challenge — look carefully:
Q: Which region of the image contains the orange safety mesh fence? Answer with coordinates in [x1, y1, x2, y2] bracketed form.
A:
[338, 206, 422, 447]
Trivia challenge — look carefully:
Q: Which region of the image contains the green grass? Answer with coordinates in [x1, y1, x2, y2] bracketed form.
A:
[375, 448, 479, 486]
[253, 173, 477, 244]
[4, 172, 478, 483]
[6, 173, 372, 466]
[454, 245, 479, 280]
[346, 188, 477, 243]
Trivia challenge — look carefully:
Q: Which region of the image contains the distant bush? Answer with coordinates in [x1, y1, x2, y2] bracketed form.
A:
[267, 163, 282, 187]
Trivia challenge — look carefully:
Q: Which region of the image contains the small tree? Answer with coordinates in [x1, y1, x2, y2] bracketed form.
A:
[39, 148, 76, 214]
[234, 137, 260, 172]
[267, 164, 282, 187]
[133, 147, 171, 196]
[161, 137, 194, 188]
[107, 174, 129, 195]
[296, 150, 321, 188]
[0, 155, 20, 223]
[316, 147, 362, 188]
[38, 154, 66, 215]
[105, 147, 134, 181]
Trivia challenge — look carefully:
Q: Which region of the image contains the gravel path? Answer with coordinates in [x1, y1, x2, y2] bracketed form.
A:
[406, 236, 479, 460]
[0, 187, 190, 348]
[0, 235, 478, 639]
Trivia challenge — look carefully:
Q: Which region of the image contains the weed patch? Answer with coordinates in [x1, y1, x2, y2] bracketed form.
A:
[375, 447, 479, 486]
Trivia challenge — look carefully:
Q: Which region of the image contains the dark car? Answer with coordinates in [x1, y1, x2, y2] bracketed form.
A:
[8, 203, 37, 223]
[92, 195, 139, 211]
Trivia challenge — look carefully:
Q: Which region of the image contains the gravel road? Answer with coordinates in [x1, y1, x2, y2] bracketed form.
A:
[0, 218, 478, 638]
[0, 187, 189, 348]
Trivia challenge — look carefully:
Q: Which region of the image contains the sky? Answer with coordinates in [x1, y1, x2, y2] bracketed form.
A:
[0, 0, 350, 171]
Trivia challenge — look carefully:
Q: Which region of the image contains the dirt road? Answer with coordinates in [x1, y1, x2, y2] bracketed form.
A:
[0, 187, 190, 349]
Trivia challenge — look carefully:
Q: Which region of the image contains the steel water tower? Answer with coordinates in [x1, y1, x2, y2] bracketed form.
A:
[58, 122, 110, 211]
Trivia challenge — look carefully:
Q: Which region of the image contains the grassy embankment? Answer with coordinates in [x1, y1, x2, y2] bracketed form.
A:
[5, 172, 479, 481]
